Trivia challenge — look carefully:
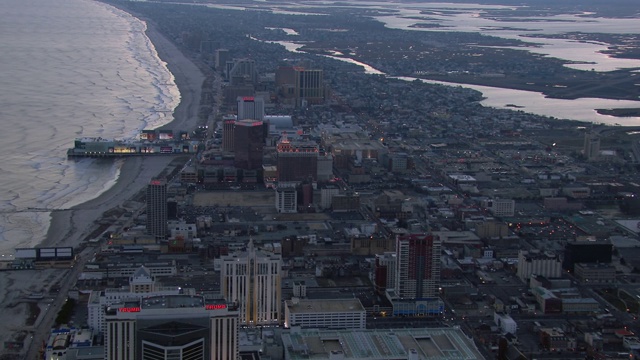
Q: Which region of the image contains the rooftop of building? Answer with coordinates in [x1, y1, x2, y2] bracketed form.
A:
[519, 250, 559, 260]
[64, 346, 104, 359]
[561, 298, 599, 304]
[574, 262, 616, 269]
[286, 298, 365, 314]
[141, 294, 204, 309]
[282, 327, 484, 360]
[86, 253, 175, 269]
[220, 248, 282, 261]
[540, 327, 565, 336]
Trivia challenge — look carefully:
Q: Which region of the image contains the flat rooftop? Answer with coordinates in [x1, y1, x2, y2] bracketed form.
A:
[286, 299, 365, 314]
[282, 328, 484, 360]
[142, 295, 204, 310]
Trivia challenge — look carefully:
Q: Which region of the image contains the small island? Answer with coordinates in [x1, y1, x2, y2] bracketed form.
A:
[596, 108, 640, 117]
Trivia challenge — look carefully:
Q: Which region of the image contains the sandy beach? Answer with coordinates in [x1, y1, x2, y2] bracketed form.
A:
[0, 10, 206, 355]
[42, 18, 205, 249]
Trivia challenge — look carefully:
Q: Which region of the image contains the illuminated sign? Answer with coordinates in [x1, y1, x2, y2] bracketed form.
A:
[119, 307, 141, 313]
[205, 304, 227, 310]
[242, 96, 255, 101]
[150, 180, 163, 185]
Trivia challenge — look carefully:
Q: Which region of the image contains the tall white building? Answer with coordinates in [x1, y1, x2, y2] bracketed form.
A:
[374, 252, 397, 293]
[237, 96, 265, 121]
[104, 295, 238, 360]
[275, 187, 297, 213]
[517, 250, 562, 282]
[220, 239, 282, 326]
[320, 185, 340, 210]
[584, 130, 601, 161]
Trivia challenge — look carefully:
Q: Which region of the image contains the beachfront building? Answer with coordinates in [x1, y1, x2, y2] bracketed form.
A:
[146, 178, 167, 240]
[44, 326, 95, 360]
[220, 239, 282, 326]
[104, 295, 238, 360]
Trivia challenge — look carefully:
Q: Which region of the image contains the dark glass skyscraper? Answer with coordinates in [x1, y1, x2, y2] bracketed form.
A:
[276, 137, 318, 183]
[146, 178, 167, 240]
[233, 120, 264, 170]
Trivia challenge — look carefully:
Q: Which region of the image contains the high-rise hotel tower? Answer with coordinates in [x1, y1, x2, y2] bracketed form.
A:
[395, 234, 441, 299]
[104, 295, 238, 360]
[276, 135, 319, 184]
[233, 120, 265, 170]
[220, 239, 282, 326]
[237, 96, 265, 121]
[146, 178, 167, 240]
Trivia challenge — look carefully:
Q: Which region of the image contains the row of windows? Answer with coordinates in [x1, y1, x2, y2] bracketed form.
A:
[291, 314, 365, 320]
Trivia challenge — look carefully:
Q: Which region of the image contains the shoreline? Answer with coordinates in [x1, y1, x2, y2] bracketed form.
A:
[42, 11, 205, 249]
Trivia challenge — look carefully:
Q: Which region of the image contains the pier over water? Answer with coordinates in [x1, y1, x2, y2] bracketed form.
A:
[67, 129, 198, 158]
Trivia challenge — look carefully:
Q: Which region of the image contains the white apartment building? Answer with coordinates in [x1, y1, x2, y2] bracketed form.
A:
[374, 252, 397, 292]
[320, 185, 340, 209]
[220, 239, 282, 326]
[482, 198, 515, 217]
[276, 187, 297, 213]
[494, 312, 518, 335]
[284, 298, 366, 330]
[517, 250, 562, 282]
[167, 219, 197, 239]
[237, 95, 264, 121]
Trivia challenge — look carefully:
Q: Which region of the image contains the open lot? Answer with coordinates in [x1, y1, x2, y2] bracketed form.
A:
[193, 191, 274, 207]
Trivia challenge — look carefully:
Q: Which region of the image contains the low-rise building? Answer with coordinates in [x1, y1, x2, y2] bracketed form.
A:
[482, 198, 515, 217]
[562, 298, 600, 314]
[540, 327, 575, 351]
[494, 312, 517, 335]
[574, 262, 616, 284]
[284, 298, 366, 330]
[281, 327, 485, 360]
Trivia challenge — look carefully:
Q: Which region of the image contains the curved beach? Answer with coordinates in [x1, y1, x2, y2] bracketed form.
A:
[42, 17, 205, 249]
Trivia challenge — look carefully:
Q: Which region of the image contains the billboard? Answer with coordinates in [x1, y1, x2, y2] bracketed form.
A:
[56, 248, 73, 259]
[39, 248, 56, 258]
[15, 248, 37, 259]
[16, 247, 75, 261]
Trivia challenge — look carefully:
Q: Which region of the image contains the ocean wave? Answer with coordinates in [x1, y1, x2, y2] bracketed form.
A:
[0, 0, 182, 253]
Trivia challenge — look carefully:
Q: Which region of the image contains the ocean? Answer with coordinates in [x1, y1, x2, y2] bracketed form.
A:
[0, 0, 180, 257]
[1, 0, 639, 258]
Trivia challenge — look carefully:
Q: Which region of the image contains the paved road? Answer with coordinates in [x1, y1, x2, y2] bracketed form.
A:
[23, 246, 97, 360]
